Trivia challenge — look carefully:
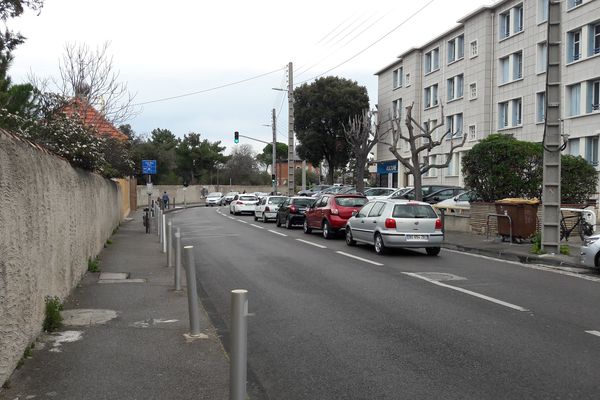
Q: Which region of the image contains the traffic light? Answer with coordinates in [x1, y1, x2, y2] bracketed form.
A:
[234, 131, 239, 144]
[271, 174, 276, 184]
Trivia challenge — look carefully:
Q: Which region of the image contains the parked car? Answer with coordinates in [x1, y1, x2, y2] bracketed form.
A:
[311, 185, 346, 197]
[254, 195, 287, 222]
[275, 197, 316, 229]
[580, 234, 600, 268]
[229, 194, 259, 215]
[297, 185, 330, 197]
[304, 194, 368, 239]
[345, 199, 444, 255]
[205, 192, 223, 206]
[386, 187, 413, 199]
[435, 190, 480, 210]
[393, 186, 464, 204]
[220, 191, 239, 206]
[364, 187, 396, 200]
[253, 192, 270, 200]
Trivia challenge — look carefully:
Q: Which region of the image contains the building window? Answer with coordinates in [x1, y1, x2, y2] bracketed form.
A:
[536, 92, 546, 123]
[392, 67, 403, 89]
[500, 10, 511, 39]
[424, 48, 440, 74]
[469, 82, 477, 100]
[500, 56, 510, 83]
[569, 138, 580, 156]
[588, 80, 599, 112]
[512, 98, 522, 126]
[592, 23, 600, 56]
[514, 4, 524, 33]
[568, 83, 581, 116]
[392, 99, 403, 120]
[499, 101, 509, 129]
[468, 124, 476, 141]
[567, 0, 584, 9]
[405, 73, 411, 86]
[470, 40, 478, 58]
[446, 153, 460, 176]
[447, 74, 464, 101]
[586, 136, 599, 166]
[426, 155, 438, 177]
[446, 113, 463, 137]
[499, 51, 523, 84]
[447, 34, 464, 64]
[424, 84, 438, 109]
[538, 0, 549, 23]
[568, 29, 582, 62]
[537, 42, 548, 73]
[513, 51, 523, 80]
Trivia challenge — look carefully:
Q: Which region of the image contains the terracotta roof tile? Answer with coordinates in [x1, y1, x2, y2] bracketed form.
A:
[62, 99, 128, 141]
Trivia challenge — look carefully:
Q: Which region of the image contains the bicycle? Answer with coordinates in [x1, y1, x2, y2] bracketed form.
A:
[560, 209, 594, 241]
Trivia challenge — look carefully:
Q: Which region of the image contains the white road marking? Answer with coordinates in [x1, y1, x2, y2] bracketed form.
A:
[585, 330, 600, 337]
[296, 239, 327, 249]
[228, 217, 236, 220]
[443, 248, 600, 283]
[402, 272, 529, 312]
[268, 230, 288, 237]
[238, 220, 248, 224]
[251, 224, 265, 230]
[336, 251, 384, 266]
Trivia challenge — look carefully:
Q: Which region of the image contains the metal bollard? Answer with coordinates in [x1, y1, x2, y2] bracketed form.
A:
[174, 227, 182, 291]
[183, 246, 201, 336]
[158, 209, 162, 240]
[162, 213, 167, 253]
[167, 220, 174, 267]
[230, 289, 248, 400]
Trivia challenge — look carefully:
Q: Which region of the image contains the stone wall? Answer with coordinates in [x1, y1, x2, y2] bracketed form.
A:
[0, 130, 122, 385]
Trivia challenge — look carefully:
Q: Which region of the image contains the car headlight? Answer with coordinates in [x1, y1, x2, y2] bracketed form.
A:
[583, 236, 600, 246]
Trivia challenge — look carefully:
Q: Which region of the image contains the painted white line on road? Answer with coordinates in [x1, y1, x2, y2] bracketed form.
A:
[237, 220, 248, 224]
[443, 248, 600, 283]
[250, 224, 265, 230]
[403, 272, 529, 312]
[268, 230, 288, 237]
[296, 239, 327, 249]
[228, 217, 236, 220]
[585, 330, 600, 337]
[336, 251, 384, 266]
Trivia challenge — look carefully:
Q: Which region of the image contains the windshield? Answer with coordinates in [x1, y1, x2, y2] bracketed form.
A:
[292, 198, 315, 207]
[268, 197, 286, 204]
[335, 197, 368, 207]
[239, 196, 257, 201]
[392, 204, 438, 218]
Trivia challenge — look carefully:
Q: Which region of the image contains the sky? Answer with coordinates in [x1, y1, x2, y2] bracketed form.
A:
[10, 0, 494, 155]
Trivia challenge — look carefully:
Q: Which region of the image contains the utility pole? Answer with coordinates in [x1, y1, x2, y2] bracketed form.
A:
[271, 108, 277, 194]
[287, 62, 295, 196]
[541, 0, 562, 254]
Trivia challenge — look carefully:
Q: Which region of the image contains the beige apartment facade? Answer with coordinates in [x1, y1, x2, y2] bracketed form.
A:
[375, 0, 600, 193]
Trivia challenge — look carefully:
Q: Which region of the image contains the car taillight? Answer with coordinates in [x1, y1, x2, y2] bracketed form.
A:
[290, 205, 297, 213]
[385, 218, 396, 229]
[331, 208, 339, 215]
[265, 206, 270, 212]
[435, 218, 442, 230]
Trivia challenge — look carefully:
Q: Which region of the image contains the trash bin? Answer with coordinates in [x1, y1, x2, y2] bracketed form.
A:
[495, 198, 540, 241]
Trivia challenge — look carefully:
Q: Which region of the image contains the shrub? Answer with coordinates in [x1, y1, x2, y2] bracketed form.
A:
[561, 155, 598, 204]
[43, 296, 63, 332]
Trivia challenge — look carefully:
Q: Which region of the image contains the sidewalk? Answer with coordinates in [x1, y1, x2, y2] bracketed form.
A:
[0, 210, 229, 400]
[443, 230, 597, 274]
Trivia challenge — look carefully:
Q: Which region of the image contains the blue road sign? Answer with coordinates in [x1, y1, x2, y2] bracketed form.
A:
[142, 160, 157, 174]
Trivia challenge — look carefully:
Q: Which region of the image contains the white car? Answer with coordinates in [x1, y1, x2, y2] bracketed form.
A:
[434, 190, 479, 211]
[580, 234, 600, 269]
[363, 187, 396, 201]
[254, 196, 287, 222]
[205, 192, 223, 206]
[229, 194, 259, 215]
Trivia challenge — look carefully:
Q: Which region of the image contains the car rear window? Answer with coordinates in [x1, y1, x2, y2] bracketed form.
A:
[335, 197, 367, 207]
[393, 204, 438, 218]
[292, 198, 314, 207]
[268, 197, 286, 204]
[239, 196, 257, 201]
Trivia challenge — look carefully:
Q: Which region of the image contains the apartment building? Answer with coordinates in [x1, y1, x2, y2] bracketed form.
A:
[374, 0, 600, 190]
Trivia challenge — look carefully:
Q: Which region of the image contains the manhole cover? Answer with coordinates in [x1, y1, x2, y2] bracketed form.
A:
[415, 272, 466, 282]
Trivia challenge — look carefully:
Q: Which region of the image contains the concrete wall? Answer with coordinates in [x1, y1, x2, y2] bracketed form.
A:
[0, 130, 122, 385]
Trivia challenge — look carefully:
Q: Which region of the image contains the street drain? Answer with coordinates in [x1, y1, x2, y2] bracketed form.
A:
[98, 272, 146, 283]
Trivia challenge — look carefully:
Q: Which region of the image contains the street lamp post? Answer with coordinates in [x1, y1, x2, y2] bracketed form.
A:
[273, 61, 294, 196]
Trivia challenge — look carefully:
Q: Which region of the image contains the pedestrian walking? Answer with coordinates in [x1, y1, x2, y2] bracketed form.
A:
[162, 191, 170, 209]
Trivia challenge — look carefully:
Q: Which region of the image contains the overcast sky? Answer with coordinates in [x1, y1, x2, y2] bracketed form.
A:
[10, 0, 493, 154]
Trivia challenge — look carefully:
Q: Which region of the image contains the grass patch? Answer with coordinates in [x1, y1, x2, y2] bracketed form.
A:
[530, 233, 544, 255]
[43, 296, 63, 332]
[106, 239, 113, 245]
[560, 245, 570, 255]
[88, 257, 100, 272]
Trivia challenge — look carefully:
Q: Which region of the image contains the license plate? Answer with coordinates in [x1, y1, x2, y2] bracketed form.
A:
[406, 234, 428, 241]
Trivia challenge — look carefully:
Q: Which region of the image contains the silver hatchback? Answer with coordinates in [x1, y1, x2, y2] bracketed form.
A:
[345, 199, 444, 256]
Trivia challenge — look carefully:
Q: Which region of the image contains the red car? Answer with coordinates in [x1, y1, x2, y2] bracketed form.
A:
[303, 194, 368, 239]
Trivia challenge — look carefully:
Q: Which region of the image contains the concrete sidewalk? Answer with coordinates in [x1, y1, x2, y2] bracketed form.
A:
[0, 210, 229, 400]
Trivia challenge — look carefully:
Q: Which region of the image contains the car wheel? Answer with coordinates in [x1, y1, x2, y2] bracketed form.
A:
[374, 233, 386, 255]
[262, 213, 268, 223]
[303, 219, 312, 234]
[322, 221, 333, 239]
[276, 215, 282, 227]
[594, 251, 600, 268]
[229, 208, 233, 214]
[426, 247, 441, 256]
[285, 216, 293, 229]
[254, 214, 258, 221]
[345, 227, 356, 246]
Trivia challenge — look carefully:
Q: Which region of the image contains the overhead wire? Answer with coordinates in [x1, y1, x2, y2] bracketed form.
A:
[295, 0, 437, 86]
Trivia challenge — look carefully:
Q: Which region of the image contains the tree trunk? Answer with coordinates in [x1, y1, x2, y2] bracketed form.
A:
[355, 159, 366, 193]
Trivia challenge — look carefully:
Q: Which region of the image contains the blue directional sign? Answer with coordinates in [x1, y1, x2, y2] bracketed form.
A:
[142, 160, 157, 175]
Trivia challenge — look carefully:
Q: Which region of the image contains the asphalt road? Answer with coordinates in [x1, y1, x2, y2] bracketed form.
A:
[172, 207, 600, 400]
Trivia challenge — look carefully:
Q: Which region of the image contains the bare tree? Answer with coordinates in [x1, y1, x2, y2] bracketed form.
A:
[57, 41, 137, 125]
[382, 103, 466, 201]
[343, 109, 382, 193]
